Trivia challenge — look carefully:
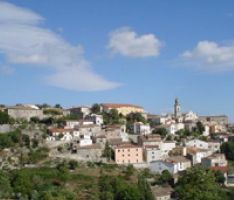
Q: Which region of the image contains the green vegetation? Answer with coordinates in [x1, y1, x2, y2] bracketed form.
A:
[91, 103, 101, 114]
[0, 129, 21, 149]
[43, 108, 62, 116]
[175, 167, 223, 200]
[153, 128, 168, 137]
[103, 109, 124, 125]
[0, 111, 10, 124]
[221, 141, 234, 160]
[0, 162, 153, 200]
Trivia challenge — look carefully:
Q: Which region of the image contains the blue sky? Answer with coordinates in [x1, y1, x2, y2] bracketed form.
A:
[0, 0, 234, 121]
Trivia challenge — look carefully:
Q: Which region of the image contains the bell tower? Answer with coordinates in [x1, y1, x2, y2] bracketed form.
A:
[174, 98, 180, 118]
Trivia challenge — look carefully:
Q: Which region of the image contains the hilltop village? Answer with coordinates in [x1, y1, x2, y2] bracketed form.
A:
[0, 99, 234, 199]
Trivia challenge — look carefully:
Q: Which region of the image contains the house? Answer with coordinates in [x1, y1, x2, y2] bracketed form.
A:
[48, 128, 79, 141]
[78, 124, 101, 136]
[138, 134, 162, 148]
[133, 122, 151, 135]
[75, 144, 103, 162]
[65, 120, 80, 129]
[144, 145, 162, 163]
[199, 115, 228, 125]
[208, 140, 221, 153]
[151, 186, 173, 200]
[186, 147, 212, 165]
[88, 114, 103, 125]
[150, 156, 191, 174]
[6, 105, 44, 121]
[69, 106, 91, 118]
[79, 134, 93, 146]
[104, 124, 128, 142]
[160, 142, 176, 155]
[114, 143, 143, 164]
[166, 156, 191, 172]
[100, 103, 144, 116]
[186, 139, 209, 149]
[165, 123, 185, 135]
[201, 153, 227, 170]
[210, 124, 227, 133]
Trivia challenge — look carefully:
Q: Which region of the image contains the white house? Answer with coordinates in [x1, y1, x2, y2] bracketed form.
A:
[149, 156, 191, 175]
[165, 123, 185, 135]
[186, 147, 212, 165]
[133, 122, 151, 135]
[186, 139, 209, 149]
[65, 120, 80, 129]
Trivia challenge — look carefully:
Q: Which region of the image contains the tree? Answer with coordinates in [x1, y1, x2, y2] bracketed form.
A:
[138, 174, 154, 200]
[176, 167, 222, 200]
[0, 172, 13, 198]
[126, 112, 146, 124]
[0, 111, 10, 124]
[103, 109, 122, 125]
[158, 170, 173, 185]
[124, 165, 135, 180]
[153, 128, 168, 137]
[54, 104, 62, 109]
[91, 103, 101, 114]
[103, 142, 113, 161]
[214, 170, 225, 184]
[196, 121, 205, 135]
[30, 117, 40, 123]
[221, 142, 234, 160]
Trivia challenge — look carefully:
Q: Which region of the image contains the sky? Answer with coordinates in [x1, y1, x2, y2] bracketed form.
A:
[0, 0, 234, 121]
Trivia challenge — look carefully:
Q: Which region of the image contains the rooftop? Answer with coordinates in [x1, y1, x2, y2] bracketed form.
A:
[101, 103, 143, 109]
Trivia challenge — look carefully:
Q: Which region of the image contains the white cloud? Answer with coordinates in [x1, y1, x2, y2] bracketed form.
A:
[108, 27, 162, 58]
[0, 1, 120, 91]
[181, 41, 234, 71]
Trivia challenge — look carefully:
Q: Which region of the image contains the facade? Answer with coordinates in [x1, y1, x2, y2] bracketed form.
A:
[186, 147, 212, 165]
[199, 115, 228, 125]
[69, 106, 91, 118]
[150, 160, 177, 174]
[151, 186, 173, 200]
[101, 103, 144, 116]
[6, 105, 43, 121]
[48, 128, 79, 141]
[65, 120, 80, 129]
[138, 134, 162, 148]
[186, 139, 209, 149]
[201, 154, 227, 169]
[114, 143, 143, 164]
[208, 140, 221, 153]
[144, 145, 162, 163]
[133, 122, 151, 135]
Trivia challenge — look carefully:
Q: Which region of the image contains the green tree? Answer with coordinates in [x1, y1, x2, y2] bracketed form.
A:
[176, 167, 222, 200]
[221, 142, 234, 160]
[91, 103, 101, 114]
[0, 172, 13, 198]
[153, 128, 168, 137]
[103, 142, 113, 161]
[158, 170, 173, 185]
[196, 121, 205, 135]
[124, 165, 135, 180]
[0, 111, 10, 124]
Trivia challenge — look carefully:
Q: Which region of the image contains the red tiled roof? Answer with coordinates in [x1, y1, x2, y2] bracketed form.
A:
[101, 103, 143, 109]
[115, 143, 142, 149]
[210, 166, 227, 172]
